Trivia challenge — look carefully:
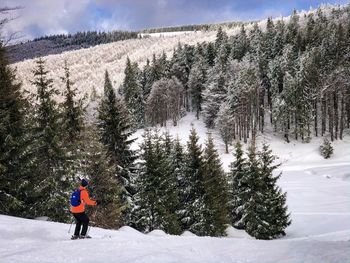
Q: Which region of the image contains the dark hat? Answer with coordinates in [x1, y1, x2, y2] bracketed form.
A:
[81, 179, 88, 187]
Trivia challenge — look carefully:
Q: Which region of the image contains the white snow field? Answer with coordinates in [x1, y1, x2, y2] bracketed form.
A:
[1, 113, 350, 263]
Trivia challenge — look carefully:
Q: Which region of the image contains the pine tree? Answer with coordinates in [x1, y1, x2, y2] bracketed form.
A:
[140, 58, 153, 100]
[170, 44, 194, 111]
[160, 132, 182, 234]
[133, 131, 181, 234]
[215, 27, 228, 51]
[122, 57, 144, 127]
[240, 144, 262, 233]
[81, 125, 123, 229]
[97, 70, 137, 225]
[171, 136, 187, 231]
[230, 25, 249, 60]
[0, 43, 32, 216]
[60, 60, 85, 180]
[30, 58, 70, 221]
[202, 134, 229, 236]
[244, 143, 291, 239]
[205, 42, 216, 67]
[188, 56, 207, 119]
[229, 140, 248, 229]
[202, 47, 228, 128]
[61, 60, 84, 143]
[215, 101, 235, 153]
[183, 127, 206, 235]
[320, 138, 334, 159]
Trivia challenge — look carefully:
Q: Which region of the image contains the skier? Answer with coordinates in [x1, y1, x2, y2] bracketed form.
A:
[70, 179, 97, 239]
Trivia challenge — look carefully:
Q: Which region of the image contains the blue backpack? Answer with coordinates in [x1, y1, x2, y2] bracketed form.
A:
[70, 189, 81, 207]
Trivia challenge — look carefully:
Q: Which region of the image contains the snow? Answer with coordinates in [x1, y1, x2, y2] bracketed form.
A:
[147, 229, 168, 237]
[1, 113, 349, 262]
[139, 31, 198, 38]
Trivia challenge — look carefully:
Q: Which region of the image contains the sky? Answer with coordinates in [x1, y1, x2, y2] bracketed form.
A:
[1, 0, 349, 41]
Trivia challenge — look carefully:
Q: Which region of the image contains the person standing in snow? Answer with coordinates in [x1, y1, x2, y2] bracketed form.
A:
[70, 179, 97, 239]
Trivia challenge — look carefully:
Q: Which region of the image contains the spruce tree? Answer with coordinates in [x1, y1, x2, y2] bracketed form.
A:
[159, 132, 182, 234]
[98, 70, 137, 225]
[183, 127, 206, 235]
[215, 101, 234, 153]
[140, 58, 153, 100]
[122, 57, 144, 128]
[320, 138, 334, 159]
[0, 43, 32, 216]
[202, 47, 228, 128]
[240, 144, 261, 234]
[31, 58, 70, 221]
[60, 60, 84, 179]
[61, 60, 84, 143]
[81, 125, 123, 229]
[133, 131, 181, 234]
[188, 56, 207, 119]
[244, 143, 291, 239]
[202, 134, 229, 236]
[230, 25, 249, 60]
[229, 140, 248, 229]
[170, 136, 187, 231]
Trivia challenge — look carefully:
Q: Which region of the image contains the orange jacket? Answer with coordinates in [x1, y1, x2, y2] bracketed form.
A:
[70, 186, 96, 213]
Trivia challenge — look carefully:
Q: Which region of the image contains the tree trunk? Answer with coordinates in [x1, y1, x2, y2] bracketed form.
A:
[321, 97, 326, 136]
[340, 94, 344, 140]
[346, 101, 350, 129]
[334, 92, 338, 140]
[314, 100, 318, 137]
[328, 97, 334, 141]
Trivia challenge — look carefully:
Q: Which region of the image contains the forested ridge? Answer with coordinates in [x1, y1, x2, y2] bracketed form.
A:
[122, 6, 350, 149]
[6, 30, 138, 63]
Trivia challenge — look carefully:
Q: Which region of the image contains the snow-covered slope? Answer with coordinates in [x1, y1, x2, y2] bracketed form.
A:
[1, 158, 350, 263]
[11, 31, 217, 100]
[1, 113, 349, 263]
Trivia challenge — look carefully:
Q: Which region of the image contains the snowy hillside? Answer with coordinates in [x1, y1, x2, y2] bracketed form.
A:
[1, 112, 349, 262]
[11, 31, 217, 99]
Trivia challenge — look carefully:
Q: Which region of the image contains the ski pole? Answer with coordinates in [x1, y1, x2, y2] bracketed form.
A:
[68, 219, 74, 234]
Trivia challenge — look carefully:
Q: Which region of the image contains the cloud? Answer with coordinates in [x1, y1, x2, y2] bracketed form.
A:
[1, 0, 348, 42]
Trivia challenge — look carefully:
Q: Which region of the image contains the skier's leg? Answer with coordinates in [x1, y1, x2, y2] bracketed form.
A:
[80, 212, 90, 236]
[73, 213, 83, 236]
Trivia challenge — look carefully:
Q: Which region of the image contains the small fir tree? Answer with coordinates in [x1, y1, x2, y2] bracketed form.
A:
[320, 138, 334, 159]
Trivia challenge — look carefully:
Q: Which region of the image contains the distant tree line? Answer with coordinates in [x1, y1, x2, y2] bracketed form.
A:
[141, 21, 245, 34]
[34, 30, 138, 46]
[6, 30, 138, 63]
